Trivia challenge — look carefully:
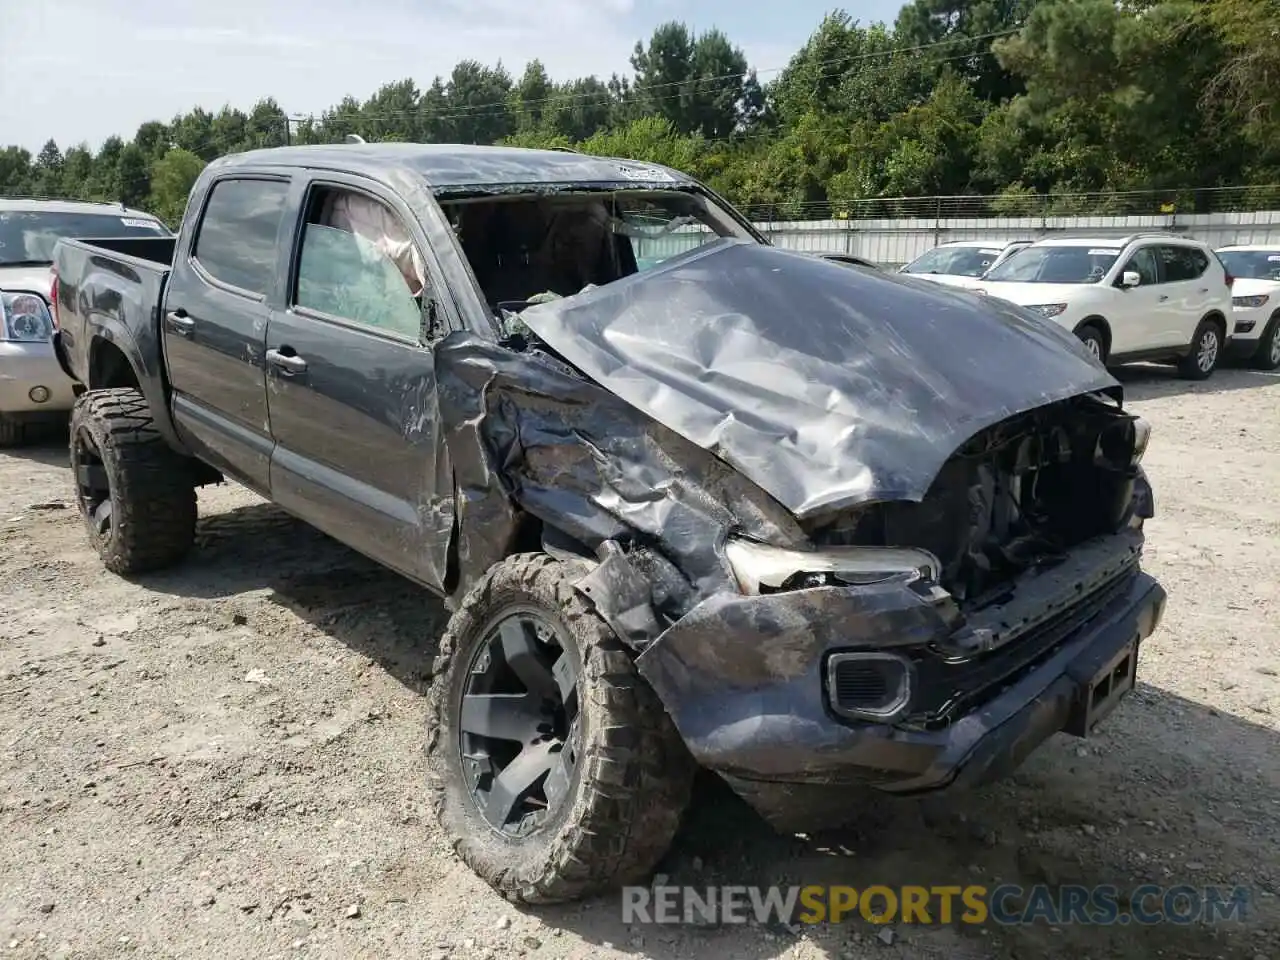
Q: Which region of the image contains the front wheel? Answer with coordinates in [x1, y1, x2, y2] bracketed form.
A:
[1178, 320, 1222, 381]
[69, 388, 197, 575]
[1251, 315, 1280, 371]
[1075, 323, 1108, 364]
[426, 553, 694, 904]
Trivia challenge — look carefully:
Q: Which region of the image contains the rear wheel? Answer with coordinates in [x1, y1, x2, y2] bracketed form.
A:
[1076, 323, 1107, 364]
[426, 553, 694, 904]
[69, 388, 197, 575]
[1251, 315, 1280, 371]
[1178, 320, 1222, 380]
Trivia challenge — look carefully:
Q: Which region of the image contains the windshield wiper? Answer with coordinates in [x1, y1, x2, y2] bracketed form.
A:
[0, 259, 53, 268]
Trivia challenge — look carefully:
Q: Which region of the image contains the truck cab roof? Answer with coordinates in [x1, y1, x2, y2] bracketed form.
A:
[212, 143, 696, 193]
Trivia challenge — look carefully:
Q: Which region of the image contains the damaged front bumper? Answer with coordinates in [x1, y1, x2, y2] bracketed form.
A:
[633, 531, 1166, 831]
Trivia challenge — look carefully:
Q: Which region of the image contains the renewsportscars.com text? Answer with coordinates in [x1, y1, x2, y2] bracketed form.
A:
[621, 884, 1250, 927]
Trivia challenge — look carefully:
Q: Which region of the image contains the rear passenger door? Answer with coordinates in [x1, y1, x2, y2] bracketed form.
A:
[1155, 245, 1214, 347]
[264, 176, 456, 593]
[164, 175, 290, 493]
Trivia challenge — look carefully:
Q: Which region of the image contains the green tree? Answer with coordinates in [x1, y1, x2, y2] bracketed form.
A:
[148, 148, 207, 225]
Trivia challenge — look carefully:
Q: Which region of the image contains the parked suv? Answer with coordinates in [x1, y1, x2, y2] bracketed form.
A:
[977, 234, 1234, 380]
[1215, 244, 1280, 370]
[0, 198, 169, 445]
[899, 239, 1032, 287]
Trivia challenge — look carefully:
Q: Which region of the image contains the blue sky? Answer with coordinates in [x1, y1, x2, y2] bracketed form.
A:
[2, 0, 907, 153]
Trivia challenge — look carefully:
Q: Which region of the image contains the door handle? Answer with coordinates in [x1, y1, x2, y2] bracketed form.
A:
[1158, 295, 1169, 302]
[265, 348, 307, 374]
[166, 310, 195, 336]
[1198, 287, 1209, 293]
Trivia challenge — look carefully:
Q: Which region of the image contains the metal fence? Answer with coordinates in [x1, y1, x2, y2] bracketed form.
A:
[720, 185, 1280, 268]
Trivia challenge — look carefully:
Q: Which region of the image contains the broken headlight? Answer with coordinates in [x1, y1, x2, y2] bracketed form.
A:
[723, 538, 941, 596]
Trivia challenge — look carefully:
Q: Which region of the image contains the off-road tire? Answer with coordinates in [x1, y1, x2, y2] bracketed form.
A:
[1178, 319, 1223, 381]
[0, 415, 25, 448]
[1075, 323, 1108, 364]
[425, 552, 695, 904]
[69, 388, 197, 575]
[1251, 314, 1280, 371]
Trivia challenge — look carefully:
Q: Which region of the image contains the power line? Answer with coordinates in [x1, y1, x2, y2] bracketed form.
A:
[290, 29, 1019, 129]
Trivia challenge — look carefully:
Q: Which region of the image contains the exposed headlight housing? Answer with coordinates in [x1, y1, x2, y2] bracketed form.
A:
[723, 538, 941, 595]
[1027, 303, 1068, 318]
[1232, 294, 1269, 308]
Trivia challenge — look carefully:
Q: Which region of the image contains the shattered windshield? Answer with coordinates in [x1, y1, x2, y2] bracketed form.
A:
[984, 245, 1118, 284]
[902, 246, 1003, 277]
[1216, 250, 1280, 281]
[441, 189, 754, 325]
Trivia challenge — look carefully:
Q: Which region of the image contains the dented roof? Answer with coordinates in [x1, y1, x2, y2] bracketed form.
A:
[213, 143, 695, 190]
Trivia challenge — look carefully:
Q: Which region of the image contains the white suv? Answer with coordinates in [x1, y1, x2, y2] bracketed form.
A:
[898, 240, 1032, 288]
[978, 234, 1234, 380]
[1215, 244, 1280, 370]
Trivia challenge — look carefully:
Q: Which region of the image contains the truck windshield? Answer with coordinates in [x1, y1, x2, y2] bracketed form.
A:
[441, 188, 755, 312]
[902, 246, 1003, 277]
[984, 245, 1118, 284]
[0, 210, 169, 266]
[1216, 250, 1280, 281]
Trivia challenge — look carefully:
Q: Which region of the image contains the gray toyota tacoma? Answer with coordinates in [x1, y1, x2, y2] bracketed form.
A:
[51, 143, 1165, 904]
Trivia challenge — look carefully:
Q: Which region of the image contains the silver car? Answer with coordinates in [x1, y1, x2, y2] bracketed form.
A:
[0, 199, 170, 445]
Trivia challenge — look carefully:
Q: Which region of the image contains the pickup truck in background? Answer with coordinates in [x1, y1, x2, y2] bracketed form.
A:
[53, 143, 1165, 905]
[0, 198, 169, 446]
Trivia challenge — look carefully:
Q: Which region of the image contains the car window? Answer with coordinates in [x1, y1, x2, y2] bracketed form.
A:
[902, 246, 1002, 278]
[984, 246, 1118, 283]
[192, 178, 289, 295]
[0, 210, 169, 266]
[295, 223, 422, 341]
[1157, 246, 1208, 282]
[1122, 247, 1160, 285]
[1217, 250, 1280, 280]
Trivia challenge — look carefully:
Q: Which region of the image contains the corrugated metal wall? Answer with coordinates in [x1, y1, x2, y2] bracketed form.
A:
[633, 209, 1280, 269]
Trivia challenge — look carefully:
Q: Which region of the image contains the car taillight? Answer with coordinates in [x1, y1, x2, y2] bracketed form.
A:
[49, 270, 60, 328]
[1224, 272, 1234, 288]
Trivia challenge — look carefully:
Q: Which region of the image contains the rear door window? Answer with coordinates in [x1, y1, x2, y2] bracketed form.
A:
[1157, 246, 1208, 283]
[192, 178, 289, 295]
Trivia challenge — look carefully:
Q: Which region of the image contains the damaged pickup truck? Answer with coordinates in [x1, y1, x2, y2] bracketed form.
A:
[50, 143, 1165, 905]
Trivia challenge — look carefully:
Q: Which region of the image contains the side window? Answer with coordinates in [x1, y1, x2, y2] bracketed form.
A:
[192, 178, 289, 295]
[293, 188, 426, 341]
[1123, 247, 1160, 285]
[1158, 246, 1208, 282]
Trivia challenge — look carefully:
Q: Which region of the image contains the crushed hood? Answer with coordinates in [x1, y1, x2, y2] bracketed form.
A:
[518, 240, 1120, 520]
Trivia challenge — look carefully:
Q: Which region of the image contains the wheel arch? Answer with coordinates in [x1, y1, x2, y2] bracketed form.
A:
[1074, 316, 1112, 354]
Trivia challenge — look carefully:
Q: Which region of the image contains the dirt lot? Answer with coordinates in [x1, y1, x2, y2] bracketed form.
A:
[1, 364, 1278, 960]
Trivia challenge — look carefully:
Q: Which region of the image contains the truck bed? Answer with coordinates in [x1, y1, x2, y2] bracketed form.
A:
[53, 236, 175, 443]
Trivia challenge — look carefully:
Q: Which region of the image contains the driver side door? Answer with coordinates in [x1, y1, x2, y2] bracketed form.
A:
[1111, 246, 1166, 354]
[265, 176, 456, 592]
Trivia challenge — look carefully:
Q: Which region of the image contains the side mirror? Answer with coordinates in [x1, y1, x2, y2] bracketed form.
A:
[1120, 271, 1141, 288]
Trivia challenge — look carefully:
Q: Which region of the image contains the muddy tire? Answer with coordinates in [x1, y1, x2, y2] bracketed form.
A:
[69, 388, 197, 575]
[0, 416, 25, 448]
[1251, 314, 1280, 371]
[426, 552, 694, 904]
[1178, 319, 1223, 381]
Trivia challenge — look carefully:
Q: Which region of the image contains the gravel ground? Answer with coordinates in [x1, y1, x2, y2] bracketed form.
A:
[1, 363, 1278, 960]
